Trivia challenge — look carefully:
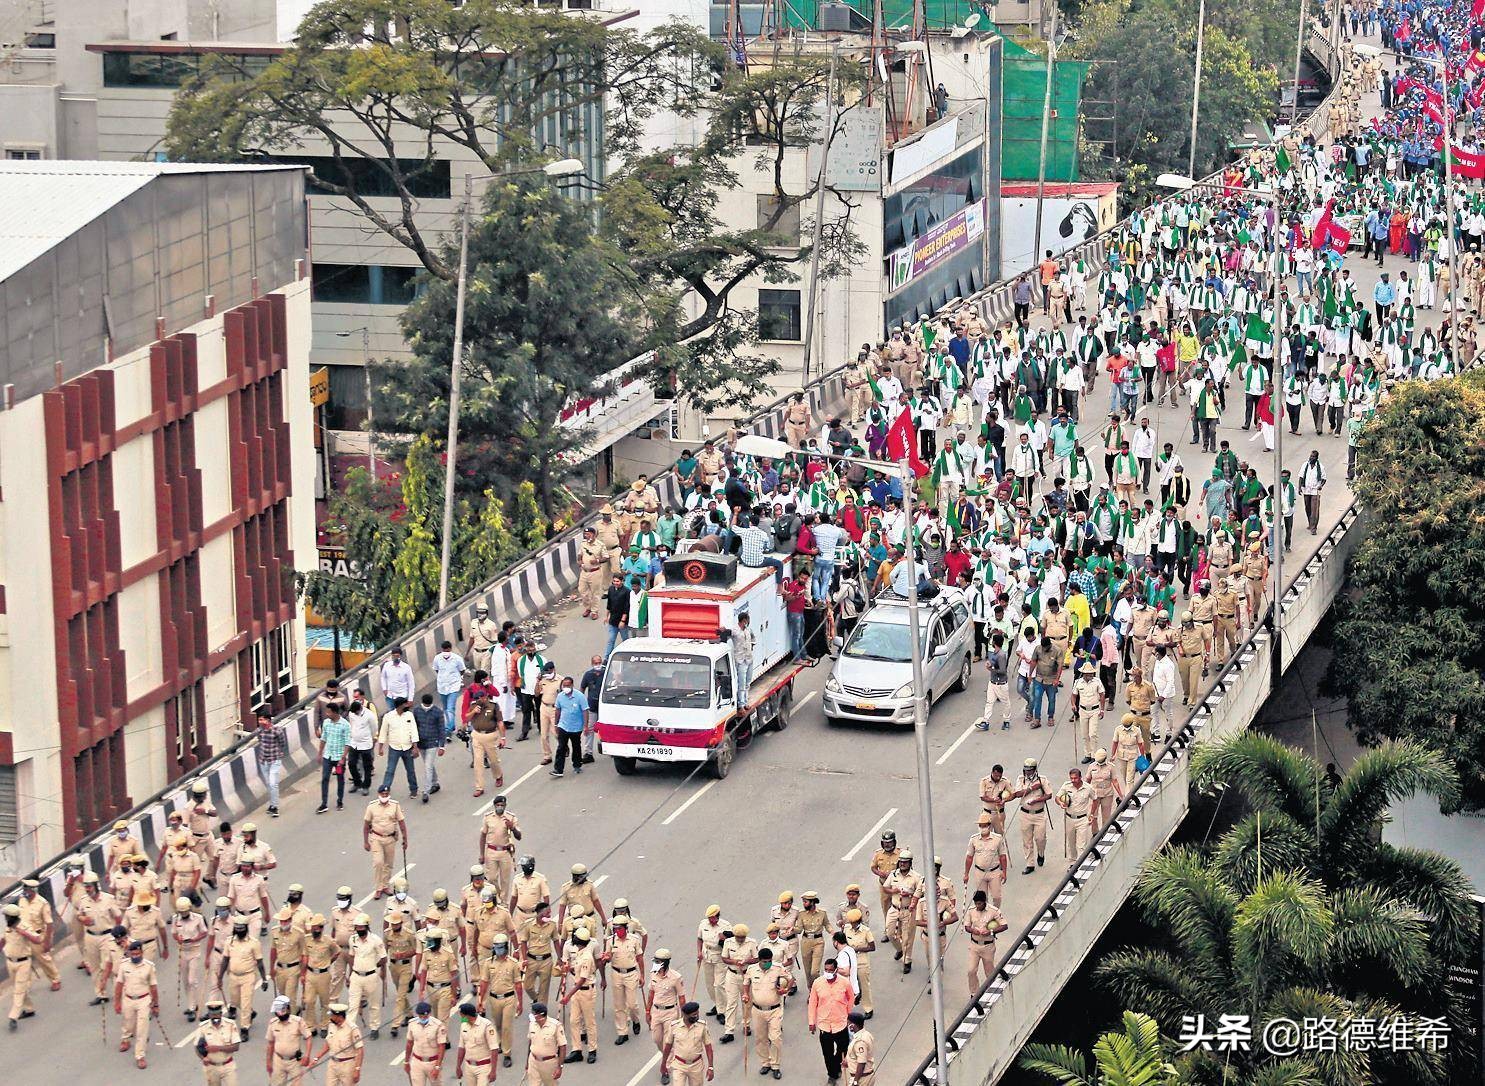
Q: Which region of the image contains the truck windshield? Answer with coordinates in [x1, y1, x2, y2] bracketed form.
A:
[603, 652, 713, 707]
[843, 620, 912, 663]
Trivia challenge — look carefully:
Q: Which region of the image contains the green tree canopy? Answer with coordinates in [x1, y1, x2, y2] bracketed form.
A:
[1328, 370, 1485, 810]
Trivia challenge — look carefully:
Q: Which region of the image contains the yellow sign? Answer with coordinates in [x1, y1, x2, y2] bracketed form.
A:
[309, 367, 330, 406]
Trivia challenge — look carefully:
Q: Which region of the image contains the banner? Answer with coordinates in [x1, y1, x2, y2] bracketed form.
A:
[888, 198, 987, 292]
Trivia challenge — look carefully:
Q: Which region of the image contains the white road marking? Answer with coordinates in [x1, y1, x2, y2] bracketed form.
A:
[593, 874, 609, 888]
[936, 720, 978, 766]
[355, 864, 415, 910]
[661, 780, 719, 826]
[625, 1052, 663, 1086]
[796, 690, 817, 708]
[471, 762, 545, 816]
[390, 1051, 406, 1066]
[841, 808, 899, 862]
[174, 1024, 206, 1049]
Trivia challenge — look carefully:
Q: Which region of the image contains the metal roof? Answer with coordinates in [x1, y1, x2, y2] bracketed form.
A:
[0, 160, 304, 285]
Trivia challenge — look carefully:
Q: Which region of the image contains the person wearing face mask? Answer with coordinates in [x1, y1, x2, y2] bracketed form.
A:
[646, 947, 686, 1071]
[346, 913, 387, 1039]
[105, 820, 142, 893]
[113, 939, 159, 1069]
[123, 888, 169, 964]
[807, 957, 854, 1083]
[76, 872, 121, 1003]
[474, 933, 521, 1068]
[744, 945, 790, 1079]
[601, 918, 645, 1044]
[363, 784, 408, 901]
[329, 886, 359, 993]
[403, 1000, 449, 1086]
[558, 864, 606, 931]
[202, 896, 235, 1007]
[455, 1000, 500, 1086]
[417, 926, 461, 1022]
[225, 858, 271, 940]
[558, 925, 599, 1064]
[382, 876, 419, 932]
[518, 900, 559, 1007]
[717, 921, 757, 1044]
[197, 997, 242, 1084]
[662, 1001, 714, 1086]
[217, 916, 266, 1039]
[265, 993, 313, 1086]
[271, 907, 307, 1015]
[525, 1002, 567, 1086]
[844, 1010, 876, 1086]
[550, 676, 589, 778]
[479, 796, 522, 904]
[382, 913, 419, 1036]
[3, 904, 41, 1030]
[303, 914, 341, 1036]
[509, 856, 551, 927]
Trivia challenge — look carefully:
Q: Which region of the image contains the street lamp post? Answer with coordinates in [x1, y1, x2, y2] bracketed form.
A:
[800, 42, 840, 389]
[1158, 173, 1285, 678]
[735, 432, 949, 1084]
[1189, 0, 1207, 180]
[335, 325, 374, 479]
[1033, 5, 1061, 268]
[435, 158, 586, 609]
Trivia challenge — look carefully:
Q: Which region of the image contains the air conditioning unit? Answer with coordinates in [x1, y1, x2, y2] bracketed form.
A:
[819, 2, 858, 31]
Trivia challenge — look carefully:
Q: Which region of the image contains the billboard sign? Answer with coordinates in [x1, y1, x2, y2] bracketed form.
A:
[888, 198, 987, 293]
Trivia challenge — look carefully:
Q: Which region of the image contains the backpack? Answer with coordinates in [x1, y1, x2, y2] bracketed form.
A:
[774, 514, 800, 554]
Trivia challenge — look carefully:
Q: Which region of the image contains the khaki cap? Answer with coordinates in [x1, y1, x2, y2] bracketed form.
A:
[134, 889, 157, 906]
[1095, 748, 1109, 762]
[492, 934, 509, 946]
[977, 812, 993, 825]
[706, 905, 721, 918]
[654, 948, 672, 961]
[1079, 661, 1096, 674]
[1023, 758, 1038, 769]
[731, 922, 750, 938]
[276, 907, 294, 921]
[573, 926, 590, 941]
[569, 904, 586, 917]
[337, 886, 353, 897]
[844, 884, 861, 893]
[241, 823, 257, 834]
[612, 898, 629, 910]
[432, 889, 448, 902]
[778, 891, 793, 904]
[391, 876, 408, 891]
[899, 849, 913, 861]
[82, 872, 100, 885]
[845, 908, 863, 923]
[571, 863, 587, 876]
[328, 1004, 349, 1016]
[355, 913, 371, 926]
[190, 780, 209, 794]
[1122, 712, 1138, 725]
[175, 897, 194, 912]
[215, 897, 232, 910]
[469, 865, 486, 878]
[288, 883, 305, 894]
[2, 905, 19, 918]
[766, 922, 780, 934]
[113, 820, 129, 831]
[309, 914, 327, 927]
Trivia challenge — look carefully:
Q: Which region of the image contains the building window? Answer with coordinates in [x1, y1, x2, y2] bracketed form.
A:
[267, 154, 452, 199]
[324, 363, 371, 431]
[5, 148, 43, 160]
[757, 289, 802, 342]
[0, 765, 16, 848]
[249, 638, 274, 713]
[101, 50, 272, 88]
[311, 263, 422, 305]
[756, 194, 801, 247]
[271, 622, 296, 695]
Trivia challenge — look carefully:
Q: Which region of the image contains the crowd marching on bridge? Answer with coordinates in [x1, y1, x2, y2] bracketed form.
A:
[5, 0, 1484, 1083]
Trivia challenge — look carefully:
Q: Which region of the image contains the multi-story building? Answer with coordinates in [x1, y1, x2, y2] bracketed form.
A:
[0, 0, 614, 434]
[0, 159, 316, 869]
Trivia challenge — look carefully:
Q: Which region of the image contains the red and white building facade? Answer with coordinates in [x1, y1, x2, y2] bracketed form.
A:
[0, 161, 316, 867]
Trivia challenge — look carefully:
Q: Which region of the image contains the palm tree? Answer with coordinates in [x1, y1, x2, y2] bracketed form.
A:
[1020, 1011, 1184, 1086]
[1093, 852, 1447, 1085]
[1190, 733, 1474, 959]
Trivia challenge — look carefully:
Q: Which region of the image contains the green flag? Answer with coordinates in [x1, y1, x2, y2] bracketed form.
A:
[867, 369, 883, 401]
[1244, 313, 1272, 345]
[1275, 145, 1293, 173]
[1321, 278, 1338, 321]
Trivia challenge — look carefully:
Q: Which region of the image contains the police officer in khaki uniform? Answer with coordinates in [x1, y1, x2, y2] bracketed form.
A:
[467, 691, 505, 798]
[1213, 575, 1243, 663]
[1012, 758, 1053, 873]
[962, 890, 1007, 998]
[1087, 748, 1123, 830]
[196, 998, 242, 1085]
[662, 1002, 714, 1086]
[124, 889, 169, 963]
[868, 832, 900, 938]
[404, 1001, 449, 1086]
[558, 864, 605, 929]
[479, 798, 522, 902]
[426, 889, 462, 950]
[270, 907, 307, 1013]
[475, 933, 521, 1068]
[217, 917, 266, 1038]
[883, 851, 923, 973]
[114, 939, 159, 1068]
[1111, 713, 1146, 789]
[265, 994, 313, 1086]
[602, 918, 645, 1042]
[1124, 668, 1157, 747]
[74, 872, 119, 993]
[1055, 768, 1096, 863]
[833, 885, 869, 932]
[467, 603, 502, 674]
[695, 905, 728, 1018]
[797, 891, 832, 988]
[758, 921, 793, 992]
[345, 913, 386, 1038]
[226, 859, 271, 940]
[915, 859, 958, 961]
[468, 887, 517, 974]
[559, 926, 599, 1063]
[595, 507, 623, 577]
[518, 900, 559, 1006]
[329, 887, 359, 993]
[745, 946, 790, 1078]
[578, 526, 609, 619]
[718, 921, 757, 1042]
[978, 766, 1013, 834]
[963, 813, 1010, 907]
[846, 1011, 876, 1086]
[382, 912, 419, 1033]
[15, 879, 59, 989]
[302, 913, 341, 1035]
[509, 855, 550, 927]
[1241, 539, 1269, 617]
[362, 786, 407, 899]
[186, 781, 220, 871]
[841, 909, 875, 1016]
[1176, 610, 1207, 705]
[4, 904, 41, 1028]
[309, 1003, 364, 1086]
[844, 355, 872, 423]
[455, 1001, 500, 1086]
[526, 1002, 568, 1086]
[418, 926, 461, 1022]
[382, 876, 419, 932]
[105, 821, 143, 892]
[769, 891, 800, 992]
[1071, 661, 1105, 762]
[646, 947, 686, 1061]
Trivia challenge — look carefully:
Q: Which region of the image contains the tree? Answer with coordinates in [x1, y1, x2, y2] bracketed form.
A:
[164, 0, 862, 414]
[384, 176, 649, 517]
[1070, 0, 1280, 185]
[1328, 371, 1485, 811]
[1020, 1011, 1193, 1086]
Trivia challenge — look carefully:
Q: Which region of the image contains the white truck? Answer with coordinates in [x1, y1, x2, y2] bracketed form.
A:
[596, 552, 805, 778]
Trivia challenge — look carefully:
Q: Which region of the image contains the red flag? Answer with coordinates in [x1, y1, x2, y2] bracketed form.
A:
[885, 407, 930, 478]
[1311, 199, 1352, 253]
[1473, 0, 1483, 23]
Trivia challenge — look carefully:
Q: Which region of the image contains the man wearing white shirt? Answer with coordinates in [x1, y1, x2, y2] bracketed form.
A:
[1131, 418, 1157, 493]
[345, 696, 378, 795]
[432, 641, 467, 739]
[379, 647, 415, 713]
[377, 697, 420, 796]
[1298, 450, 1327, 535]
[1151, 645, 1180, 740]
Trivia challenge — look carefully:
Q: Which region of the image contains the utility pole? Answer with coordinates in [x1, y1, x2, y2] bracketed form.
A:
[800, 42, 839, 389]
[437, 175, 474, 609]
[1189, 0, 1207, 180]
[1032, 4, 1059, 272]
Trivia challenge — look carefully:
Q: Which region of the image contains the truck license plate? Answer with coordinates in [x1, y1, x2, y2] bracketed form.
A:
[636, 744, 673, 757]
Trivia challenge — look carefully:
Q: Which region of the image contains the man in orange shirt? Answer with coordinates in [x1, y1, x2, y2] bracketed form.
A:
[807, 958, 855, 1082]
[1038, 252, 1059, 314]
